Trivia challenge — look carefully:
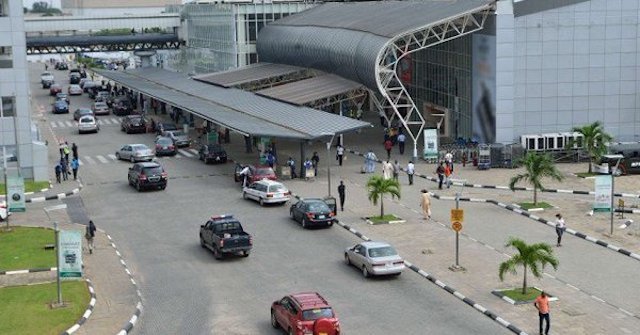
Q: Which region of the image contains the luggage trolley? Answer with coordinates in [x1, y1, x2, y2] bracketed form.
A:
[477, 144, 491, 170]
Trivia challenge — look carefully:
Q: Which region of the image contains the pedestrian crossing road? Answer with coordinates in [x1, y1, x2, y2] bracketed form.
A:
[76, 149, 199, 165]
[50, 117, 123, 128]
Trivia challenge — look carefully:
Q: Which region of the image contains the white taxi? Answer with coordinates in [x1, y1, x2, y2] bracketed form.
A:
[242, 179, 290, 206]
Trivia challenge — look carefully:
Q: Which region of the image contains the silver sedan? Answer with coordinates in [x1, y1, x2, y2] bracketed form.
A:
[115, 144, 154, 163]
[163, 130, 191, 147]
[344, 241, 405, 277]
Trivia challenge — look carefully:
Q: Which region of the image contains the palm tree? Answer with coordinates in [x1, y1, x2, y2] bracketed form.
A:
[509, 152, 563, 205]
[499, 237, 559, 294]
[571, 121, 612, 173]
[366, 175, 401, 217]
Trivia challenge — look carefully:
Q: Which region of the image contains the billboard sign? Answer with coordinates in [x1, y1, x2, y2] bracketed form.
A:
[471, 34, 496, 144]
[7, 175, 25, 212]
[58, 230, 83, 280]
[423, 129, 438, 160]
[593, 175, 612, 212]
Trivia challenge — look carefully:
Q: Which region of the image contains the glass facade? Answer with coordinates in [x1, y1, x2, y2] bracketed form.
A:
[408, 35, 473, 141]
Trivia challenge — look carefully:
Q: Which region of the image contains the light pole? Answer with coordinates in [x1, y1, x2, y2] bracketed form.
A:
[321, 133, 336, 197]
[44, 204, 68, 307]
[609, 155, 623, 236]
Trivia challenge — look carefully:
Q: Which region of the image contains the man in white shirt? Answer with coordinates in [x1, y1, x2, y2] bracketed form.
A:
[336, 145, 345, 166]
[406, 161, 415, 185]
[397, 133, 406, 155]
[239, 165, 250, 187]
[555, 213, 565, 247]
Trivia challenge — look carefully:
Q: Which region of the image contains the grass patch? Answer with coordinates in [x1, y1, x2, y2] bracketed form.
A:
[575, 172, 597, 178]
[500, 287, 542, 302]
[0, 180, 50, 194]
[518, 202, 553, 210]
[0, 281, 89, 335]
[0, 226, 56, 271]
[368, 214, 401, 224]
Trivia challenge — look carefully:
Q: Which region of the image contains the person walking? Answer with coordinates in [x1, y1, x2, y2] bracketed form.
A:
[379, 109, 386, 127]
[534, 291, 551, 335]
[85, 220, 97, 254]
[444, 151, 454, 173]
[54, 163, 62, 183]
[444, 162, 452, 189]
[382, 160, 393, 180]
[555, 213, 565, 247]
[364, 150, 377, 173]
[336, 144, 345, 166]
[384, 139, 393, 160]
[420, 189, 432, 220]
[392, 160, 401, 181]
[406, 161, 415, 185]
[436, 162, 445, 190]
[286, 157, 297, 179]
[303, 158, 313, 180]
[60, 158, 69, 181]
[59, 141, 65, 159]
[63, 142, 70, 162]
[266, 151, 276, 169]
[239, 165, 251, 188]
[397, 132, 406, 155]
[71, 157, 79, 180]
[311, 152, 320, 176]
[71, 143, 78, 159]
[338, 181, 346, 211]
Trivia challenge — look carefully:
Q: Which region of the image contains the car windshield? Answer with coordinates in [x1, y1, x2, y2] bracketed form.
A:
[255, 168, 274, 175]
[368, 246, 398, 258]
[172, 131, 186, 137]
[132, 145, 148, 151]
[78, 109, 91, 114]
[80, 118, 94, 123]
[157, 138, 172, 145]
[268, 184, 286, 192]
[302, 308, 334, 321]
[307, 202, 329, 212]
[142, 166, 162, 174]
[95, 103, 107, 108]
[55, 101, 67, 106]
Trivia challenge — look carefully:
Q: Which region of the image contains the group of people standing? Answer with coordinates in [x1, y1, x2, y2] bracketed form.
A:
[55, 141, 79, 183]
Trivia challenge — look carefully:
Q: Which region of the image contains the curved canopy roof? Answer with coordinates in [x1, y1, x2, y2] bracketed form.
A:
[258, 0, 493, 89]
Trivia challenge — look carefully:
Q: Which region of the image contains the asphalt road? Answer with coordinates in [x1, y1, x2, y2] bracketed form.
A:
[29, 63, 511, 335]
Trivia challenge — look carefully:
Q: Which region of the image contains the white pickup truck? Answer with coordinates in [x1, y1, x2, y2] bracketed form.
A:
[40, 72, 55, 88]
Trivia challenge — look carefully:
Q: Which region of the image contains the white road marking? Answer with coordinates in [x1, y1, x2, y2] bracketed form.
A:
[65, 121, 75, 127]
[108, 154, 117, 160]
[178, 149, 193, 158]
[96, 155, 109, 164]
[188, 148, 198, 155]
[50, 122, 58, 128]
[83, 156, 96, 164]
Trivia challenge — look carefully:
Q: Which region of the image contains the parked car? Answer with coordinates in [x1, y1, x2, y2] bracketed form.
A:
[94, 91, 110, 103]
[163, 130, 191, 147]
[344, 241, 405, 277]
[82, 80, 97, 93]
[289, 198, 335, 228]
[52, 100, 69, 114]
[73, 108, 94, 121]
[113, 97, 133, 116]
[68, 84, 82, 95]
[154, 136, 177, 156]
[49, 83, 62, 96]
[271, 292, 340, 335]
[92, 101, 110, 115]
[242, 180, 290, 206]
[116, 144, 154, 163]
[41, 72, 55, 88]
[54, 62, 68, 70]
[199, 214, 252, 259]
[0, 201, 9, 222]
[55, 92, 70, 104]
[121, 115, 147, 134]
[69, 73, 81, 85]
[155, 122, 178, 135]
[78, 115, 99, 134]
[233, 164, 277, 184]
[127, 161, 167, 191]
[198, 144, 227, 164]
[88, 87, 108, 99]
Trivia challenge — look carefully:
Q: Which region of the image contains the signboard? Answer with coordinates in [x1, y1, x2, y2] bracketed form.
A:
[452, 222, 463, 232]
[593, 175, 612, 212]
[450, 209, 464, 223]
[58, 230, 83, 280]
[7, 175, 25, 212]
[207, 131, 218, 145]
[423, 129, 438, 160]
[471, 34, 496, 144]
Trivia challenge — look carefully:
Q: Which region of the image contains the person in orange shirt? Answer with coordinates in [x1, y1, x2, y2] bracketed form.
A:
[534, 291, 550, 335]
[444, 163, 452, 189]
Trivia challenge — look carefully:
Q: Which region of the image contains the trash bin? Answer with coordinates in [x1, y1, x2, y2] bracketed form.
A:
[323, 196, 337, 214]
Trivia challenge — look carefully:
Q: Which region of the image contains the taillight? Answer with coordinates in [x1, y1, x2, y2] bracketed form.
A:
[329, 212, 335, 217]
[266, 193, 273, 198]
[138, 174, 147, 181]
[372, 262, 385, 267]
[155, 145, 161, 149]
[161, 172, 168, 179]
[168, 145, 174, 150]
[249, 236, 253, 245]
[306, 213, 314, 219]
[220, 239, 224, 247]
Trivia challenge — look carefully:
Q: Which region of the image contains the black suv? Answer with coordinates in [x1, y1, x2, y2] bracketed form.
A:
[127, 162, 167, 192]
[198, 144, 227, 164]
[55, 62, 68, 70]
[121, 115, 147, 134]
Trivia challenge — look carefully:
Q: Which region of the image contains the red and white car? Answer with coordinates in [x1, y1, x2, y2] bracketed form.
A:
[271, 292, 340, 335]
[0, 201, 9, 221]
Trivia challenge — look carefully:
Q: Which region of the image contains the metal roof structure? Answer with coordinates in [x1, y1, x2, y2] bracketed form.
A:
[192, 63, 308, 89]
[256, 74, 365, 107]
[257, 0, 495, 157]
[26, 33, 181, 54]
[95, 68, 370, 140]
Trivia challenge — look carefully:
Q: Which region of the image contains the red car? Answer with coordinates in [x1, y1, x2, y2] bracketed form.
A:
[271, 292, 340, 335]
[49, 84, 62, 96]
[234, 164, 277, 184]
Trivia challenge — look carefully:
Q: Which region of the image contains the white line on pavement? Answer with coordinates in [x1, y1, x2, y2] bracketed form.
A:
[108, 154, 117, 160]
[83, 156, 96, 164]
[178, 149, 193, 158]
[65, 121, 75, 127]
[96, 155, 109, 164]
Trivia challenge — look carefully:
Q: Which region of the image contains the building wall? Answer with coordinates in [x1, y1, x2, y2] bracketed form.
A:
[496, 0, 640, 143]
[0, 0, 47, 180]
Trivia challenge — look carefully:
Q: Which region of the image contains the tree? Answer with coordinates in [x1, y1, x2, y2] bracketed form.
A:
[498, 237, 559, 294]
[509, 152, 563, 205]
[366, 175, 401, 217]
[570, 121, 613, 173]
[31, 1, 48, 12]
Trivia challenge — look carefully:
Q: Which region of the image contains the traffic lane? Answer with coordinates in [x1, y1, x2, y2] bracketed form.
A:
[451, 201, 640, 313]
[80, 176, 510, 335]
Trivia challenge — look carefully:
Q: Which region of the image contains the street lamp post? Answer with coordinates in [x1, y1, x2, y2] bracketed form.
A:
[44, 204, 68, 307]
[321, 133, 336, 197]
[609, 155, 623, 236]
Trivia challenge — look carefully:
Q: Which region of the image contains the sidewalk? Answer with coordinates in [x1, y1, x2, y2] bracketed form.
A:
[4, 202, 139, 335]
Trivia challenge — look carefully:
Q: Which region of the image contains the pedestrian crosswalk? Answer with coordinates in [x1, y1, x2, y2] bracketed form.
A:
[75, 149, 200, 165]
[50, 117, 122, 128]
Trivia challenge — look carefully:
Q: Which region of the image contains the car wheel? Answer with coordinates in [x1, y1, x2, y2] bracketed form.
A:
[270, 310, 279, 329]
[161, 186, 166, 190]
[130, 156, 135, 163]
[135, 182, 141, 192]
[259, 198, 265, 206]
[301, 218, 308, 229]
[200, 236, 205, 248]
[213, 246, 222, 260]
[115, 153, 120, 160]
[344, 253, 351, 265]
[290, 210, 295, 220]
[362, 266, 370, 278]
[242, 192, 248, 200]
[241, 250, 250, 257]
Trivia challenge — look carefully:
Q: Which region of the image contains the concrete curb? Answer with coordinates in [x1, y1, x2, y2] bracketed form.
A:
[105, 233, 143, 335]
[61, 278, 97, 335]
[0, 267, 56, 276]
[334, 218, 528, 335]
[0, 181, 53, 199]
[26, 180, 83, 203]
